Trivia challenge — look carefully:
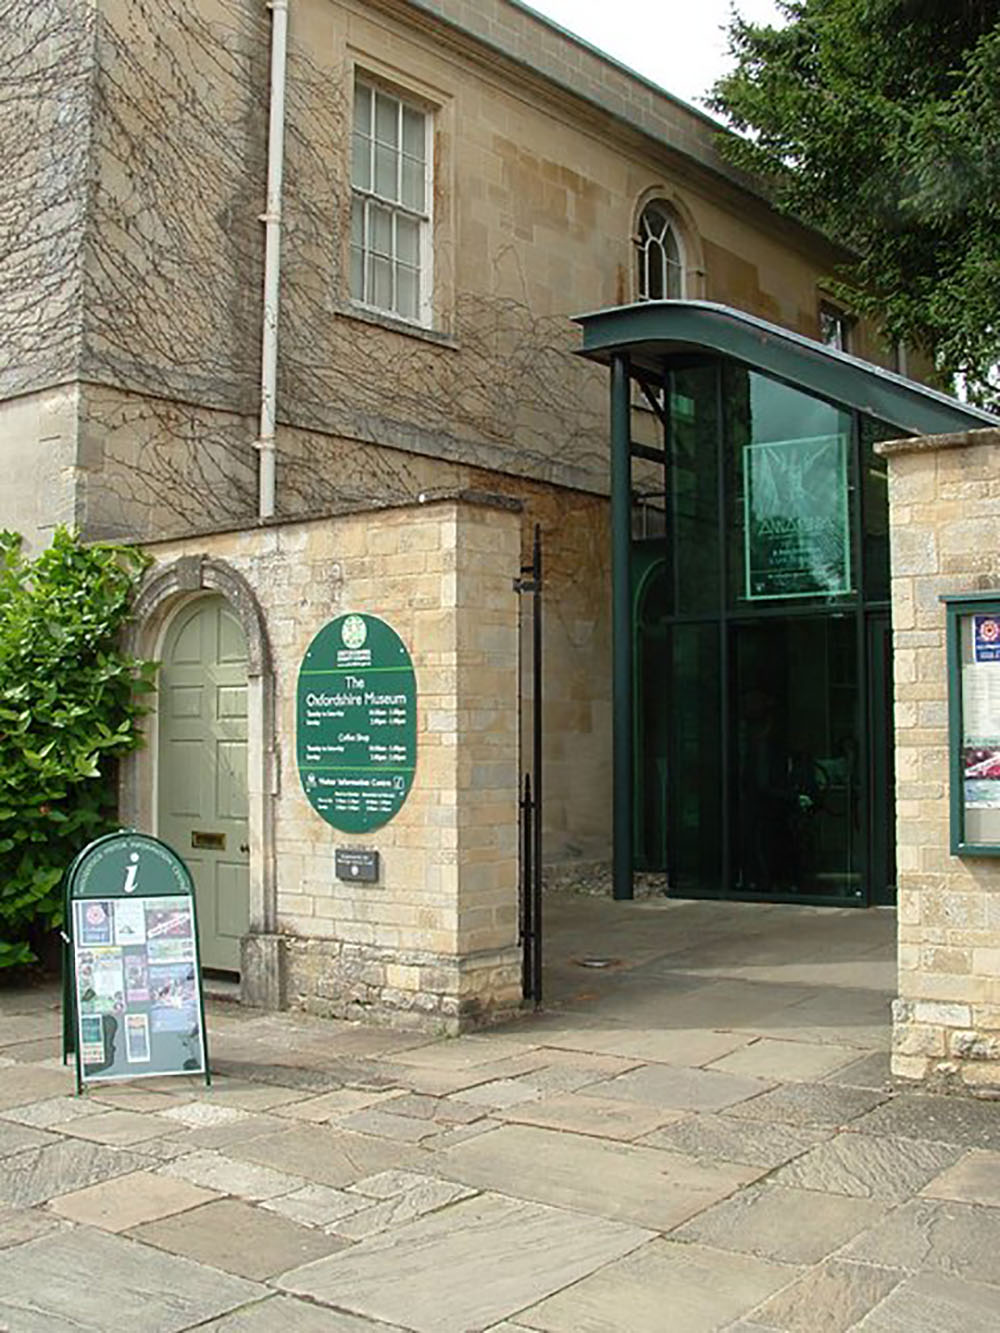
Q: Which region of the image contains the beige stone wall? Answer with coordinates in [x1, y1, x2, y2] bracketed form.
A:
[0, 386, 83, 554]
[135, 496, 522, 1030]
[881, 427, 1000, 1088]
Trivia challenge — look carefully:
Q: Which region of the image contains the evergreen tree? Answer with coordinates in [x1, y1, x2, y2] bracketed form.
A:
[712, 0, 1000, 404]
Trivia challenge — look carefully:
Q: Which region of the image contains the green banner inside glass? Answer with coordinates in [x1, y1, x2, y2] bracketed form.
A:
[744, 433, 851, 600]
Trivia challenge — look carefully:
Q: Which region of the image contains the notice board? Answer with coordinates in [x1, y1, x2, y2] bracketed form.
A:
[63, 831, 210, 1091]
[296, 612, 417, 832]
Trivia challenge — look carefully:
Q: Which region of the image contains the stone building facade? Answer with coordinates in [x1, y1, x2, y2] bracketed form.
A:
[880, 427, 1000, 1089]
[2, 0, 925, 1026]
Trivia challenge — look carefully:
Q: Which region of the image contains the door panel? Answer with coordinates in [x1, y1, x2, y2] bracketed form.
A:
[158, 596, 250, 972]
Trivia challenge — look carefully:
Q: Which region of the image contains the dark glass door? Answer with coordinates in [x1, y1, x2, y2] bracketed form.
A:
[730, 616, 863, 902]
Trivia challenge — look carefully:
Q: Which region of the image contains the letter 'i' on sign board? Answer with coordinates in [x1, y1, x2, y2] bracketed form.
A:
[62, 831, 211, 1093]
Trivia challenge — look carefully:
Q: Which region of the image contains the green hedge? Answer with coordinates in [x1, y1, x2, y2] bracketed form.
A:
[0, 529, 155, 970]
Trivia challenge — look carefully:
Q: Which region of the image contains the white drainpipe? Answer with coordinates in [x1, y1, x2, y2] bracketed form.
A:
[257, 0, 289, 520]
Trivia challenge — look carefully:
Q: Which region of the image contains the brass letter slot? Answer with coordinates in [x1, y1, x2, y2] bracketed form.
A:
[191, 831, 226, 850]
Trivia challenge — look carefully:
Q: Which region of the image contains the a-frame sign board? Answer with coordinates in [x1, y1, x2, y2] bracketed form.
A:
[63, 831, 210, 1094]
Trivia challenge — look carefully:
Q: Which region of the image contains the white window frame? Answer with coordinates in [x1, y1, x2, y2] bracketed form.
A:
[350, 78, 433, 327]
[819, 303, 852, 353]
[635, 202, 685, 302]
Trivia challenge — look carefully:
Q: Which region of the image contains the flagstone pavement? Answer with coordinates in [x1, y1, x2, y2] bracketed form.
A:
[2, 893, 1000, 1331]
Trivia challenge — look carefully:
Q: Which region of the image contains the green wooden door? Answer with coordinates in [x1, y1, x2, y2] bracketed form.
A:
[158, 596, 249, 971]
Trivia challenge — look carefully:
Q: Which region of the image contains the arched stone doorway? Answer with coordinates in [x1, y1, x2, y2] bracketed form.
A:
[120, 555, 281, 1007]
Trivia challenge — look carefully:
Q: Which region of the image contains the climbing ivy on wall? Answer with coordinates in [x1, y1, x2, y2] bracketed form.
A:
[0, 528, 155, 970]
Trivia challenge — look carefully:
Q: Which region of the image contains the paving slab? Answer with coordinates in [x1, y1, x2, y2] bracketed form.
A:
[197, 1294, 409, 1331]
[707, 1039, 859, 1083]
[59, 1109, 174, 1145]
[0, 1096, 97, 1129]
[391, 1036, 544, 1071]
[585, 1063, 771, 1113]
[435, 1122, 760, 1230]
[159, 1149, 305, 1199]
[87, 1088, 191, 1113]
[854, 1270, 1000, 1331]
[724, 1081, 888, 1128]
[348, 1168, 440, 1200]
[0, 1015, 60, 1048]
[921, 1147, 1000, 1207]
[497, 1092, 684, 1141]
[48, 1167, 220, 1231]
[671, 1183, 886, 1264]
[376, 1092, 483, 1124]
[158, 1112, 291, 1152]
[332, 1178, 476, 1239]
[277, 1191, 652, 1333]
[0, 1120, 56, 1158]
[189, 1081, 312, 1112]
[639, 1113, 827, 1169]
[539, 1026, 753, 1067]
[839, 1196, 1000, 1278]
[742, 1258, 904, 1330]
[261, 1183, 373, 1227]
[514, 1238, 795, 1333]
[0, 1227, 264, 1331]
[130, 1196, 348, 1279]
[0, 1065, 74, 1110]
[450, 1078, 549, 1109]
[0, 1203, 62, 1249]
[0, 1137, 149, 1206]
[273, 1088, 403, 1122]
[851, 1092, 1000, 1149]
[822, 1052, 894, 1090]
[339, 1107, 441, 1142]
[771, 1132, 964, 1201]
[227, 1124, 422, 1188]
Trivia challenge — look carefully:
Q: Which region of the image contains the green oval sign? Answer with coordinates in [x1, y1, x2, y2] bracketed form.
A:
[296, 613, 417, 832]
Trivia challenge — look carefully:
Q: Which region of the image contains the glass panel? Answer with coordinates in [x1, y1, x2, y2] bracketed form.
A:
[665, 621, 722, 893]
[351, 132, 370, 191]
[860, 415, 894, 603]
[396, 214, 419, 266]
[396, 264, 418, 319]
[400, 156, 425, 212]
[369, 254, 392, 309]
[374, 92, 398, 146]
[370, 204, 392, 256]
[668, 365, 720, 615]
[353, 83, 371, 135]
[402, 105, 424, 158]
[725, 368, 853, 607]
[349, 246, 364, 301]
[350, 196, 364, 247]
[732, 617, 861, 901]
[646, 241, 664, 300]
[374, 144, 397, 200]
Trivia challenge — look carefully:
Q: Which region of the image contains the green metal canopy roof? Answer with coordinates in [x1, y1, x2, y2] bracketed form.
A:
[574, 300, 1000, 438]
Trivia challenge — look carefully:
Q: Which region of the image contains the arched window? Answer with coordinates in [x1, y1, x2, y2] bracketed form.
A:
[636, 202, 684, 301]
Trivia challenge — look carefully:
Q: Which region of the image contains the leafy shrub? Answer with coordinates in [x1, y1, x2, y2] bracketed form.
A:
[0, 528, 155, 970]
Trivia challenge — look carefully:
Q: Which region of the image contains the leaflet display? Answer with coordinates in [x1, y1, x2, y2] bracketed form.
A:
[63, 832, 209, 1089]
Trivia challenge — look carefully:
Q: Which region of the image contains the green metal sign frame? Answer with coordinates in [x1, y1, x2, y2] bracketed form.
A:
[62, 830, 211, 1093]
[944, 593, 1000, 856]
[296, 613, 417, 833]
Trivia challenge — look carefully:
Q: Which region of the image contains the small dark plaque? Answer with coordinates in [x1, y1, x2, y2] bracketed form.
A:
[335, 848, 380, 883]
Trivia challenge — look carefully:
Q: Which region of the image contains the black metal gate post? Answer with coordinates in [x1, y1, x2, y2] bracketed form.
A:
[515, 525, 543, 1005]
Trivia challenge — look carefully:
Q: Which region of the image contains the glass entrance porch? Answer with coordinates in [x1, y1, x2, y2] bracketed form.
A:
[632, 363, 891, 905]
[576, 300, 998, 906]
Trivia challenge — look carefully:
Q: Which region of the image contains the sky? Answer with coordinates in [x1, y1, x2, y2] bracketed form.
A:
[522, 0, 787, 112]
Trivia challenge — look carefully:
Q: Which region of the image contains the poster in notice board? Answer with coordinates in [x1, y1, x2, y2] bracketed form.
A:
[63, 831, 210, 1090]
